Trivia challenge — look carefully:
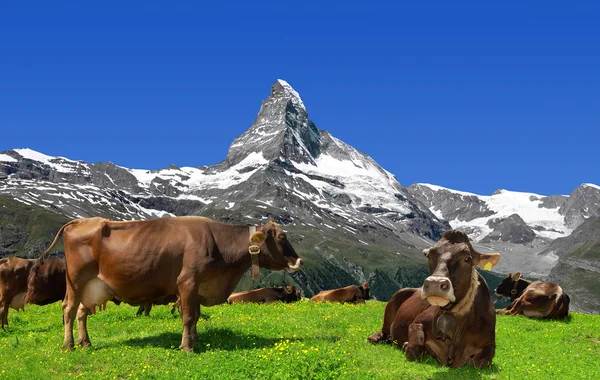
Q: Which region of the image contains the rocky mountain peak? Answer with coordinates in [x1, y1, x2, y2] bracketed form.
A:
[223, 79, 320, 168]
[271, 79, 306, 110]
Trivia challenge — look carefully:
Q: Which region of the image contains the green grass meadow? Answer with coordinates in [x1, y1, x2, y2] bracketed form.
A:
[0, 300, 598, 379]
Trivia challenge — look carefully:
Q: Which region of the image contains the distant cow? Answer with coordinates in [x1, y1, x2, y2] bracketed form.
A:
[26, 216, 303, 352]
[367, 230, 501, 368]
[495, 272, 570, 319]
[0, 257, 65, 328]
[227, 285, 301, 304]
[310, 283, 370, 303]
[136, 295, 181, 316]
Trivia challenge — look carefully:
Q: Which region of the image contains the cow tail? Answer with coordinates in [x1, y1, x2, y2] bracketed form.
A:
[25, 219, 79, 304]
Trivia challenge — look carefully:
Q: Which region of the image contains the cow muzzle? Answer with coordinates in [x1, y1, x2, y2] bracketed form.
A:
[422, 276, 456, 307]
[287, 257, 303, 271]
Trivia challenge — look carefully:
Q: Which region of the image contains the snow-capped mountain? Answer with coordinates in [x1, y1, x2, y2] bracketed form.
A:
[407, 183, 600, 244]
[406, 183, 600, 277]
[0, 80, 447, 240]
[0, 79, 450, 300]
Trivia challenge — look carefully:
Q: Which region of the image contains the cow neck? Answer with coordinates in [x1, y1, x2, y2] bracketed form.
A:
[248, 226, 261, 281]
[511, 278, 531, 300]
[448, 267, 479, 317]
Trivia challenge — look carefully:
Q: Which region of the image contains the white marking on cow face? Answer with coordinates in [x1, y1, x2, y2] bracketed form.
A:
[81, 278, 113, 313]
[287, 257, 303, 271]
[9, 292, 26, 311]
[421, 275, 456, 306]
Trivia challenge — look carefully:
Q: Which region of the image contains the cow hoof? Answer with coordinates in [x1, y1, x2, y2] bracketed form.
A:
[367, 331, 387, 344]
[63, 343, 75, 351]
[179, 345, 193, 353]
[405, 346, 423, 361]
[78, 340, 92, 348]
[473, 360, 491, 368]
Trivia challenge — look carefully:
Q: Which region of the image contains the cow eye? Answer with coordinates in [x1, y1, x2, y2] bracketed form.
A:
[465, 256, 472, 264]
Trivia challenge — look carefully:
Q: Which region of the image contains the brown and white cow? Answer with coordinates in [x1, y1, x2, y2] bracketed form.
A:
[227, 284, 301, 304]
[494, 272, 570, 319]
[310, 283, 370, 303]
[367, 230, 500, 368]
[0, 257, 66, 328]
[26, 216, 303, 352]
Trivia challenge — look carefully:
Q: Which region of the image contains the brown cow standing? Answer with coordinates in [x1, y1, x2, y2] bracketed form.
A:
[0, 257, 65, 328]
[367, 230, 501, 368]
[310, 283, 370, 303]
[494, 272, 570, 319]
[227, 284, 301, 304]
[26, 216, 303, 352]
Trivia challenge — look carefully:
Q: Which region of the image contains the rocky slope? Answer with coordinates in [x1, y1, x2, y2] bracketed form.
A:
[544, 214, 600, 313]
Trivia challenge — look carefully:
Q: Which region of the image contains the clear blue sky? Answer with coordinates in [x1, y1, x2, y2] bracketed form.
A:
[1, 1, 598, 196]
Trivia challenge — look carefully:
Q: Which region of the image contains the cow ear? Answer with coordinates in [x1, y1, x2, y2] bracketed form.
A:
[512, 272, 521, 281]
[250, 231, 266, 244]
[474, 252, 500, 270]
[422, 248, 430, 257]
[507, 272, 512, 278]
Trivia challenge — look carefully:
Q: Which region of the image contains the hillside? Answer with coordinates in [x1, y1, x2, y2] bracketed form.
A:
[545, 214, 600, 313]
[0, 196, 68, 258]
[0, 301, 597, 379]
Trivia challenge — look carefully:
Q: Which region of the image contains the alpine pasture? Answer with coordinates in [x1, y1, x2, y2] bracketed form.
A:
[1, 300, 598, 379]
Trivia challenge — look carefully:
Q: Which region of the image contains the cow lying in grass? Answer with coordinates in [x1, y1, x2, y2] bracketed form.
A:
[367, 230, 500, 368]
[0, 257, 65, 328]
[310, 283, 370, 303]
[227, 285, 301, 304]
[494, 272, 570, 319]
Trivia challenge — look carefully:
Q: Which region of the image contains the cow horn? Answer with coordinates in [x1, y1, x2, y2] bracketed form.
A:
[422, 248, 430, 257]
[512, 272, 521, 281]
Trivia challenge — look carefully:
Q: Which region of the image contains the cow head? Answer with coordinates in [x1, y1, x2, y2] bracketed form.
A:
[494, 272, 521, 297]
[283, 284, 301, 302]
[360, 282, 370, 300]
[421, 230, 500, 314]
[250, 221, 303, 271]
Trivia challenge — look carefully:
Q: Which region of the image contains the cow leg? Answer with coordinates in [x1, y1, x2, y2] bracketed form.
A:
[0, 301, 8, 329]
[145, 303, 152, 317]
[178, 278, 200, 353]
[367, 288, 416, 344]
[403, 323, 426, 361]
[190, 304, 201, 345]
[62, 287, 80, 350]
[507, 299, 529, 316]
[76, 304, 92, 348]
[136, 304, 144, 316]
[469, 344, 495, 368]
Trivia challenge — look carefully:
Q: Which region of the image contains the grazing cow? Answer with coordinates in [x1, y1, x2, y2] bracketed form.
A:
[367, 230, 501, 368]
[0, 257, 65, 328]
[136, 294, 181, 316]
[227, 284, 301, 304]
[494, 272, 570, 319]
[26, 216, 303, 352]
[310, 283, 370, 303]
